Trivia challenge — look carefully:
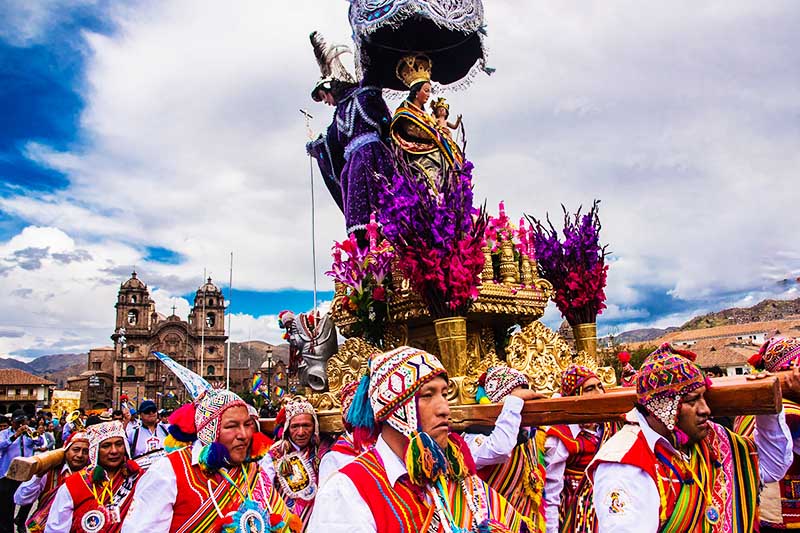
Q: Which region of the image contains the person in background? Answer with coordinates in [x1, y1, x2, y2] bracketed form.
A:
[0, 410, 44, 533]
[125, 400, 167, 460]
[15, 432, 89, 533]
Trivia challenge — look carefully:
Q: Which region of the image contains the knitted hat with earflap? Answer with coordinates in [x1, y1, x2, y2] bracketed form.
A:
[636, 343, 711, 446]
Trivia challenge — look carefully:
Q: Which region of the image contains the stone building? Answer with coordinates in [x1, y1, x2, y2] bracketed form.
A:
[66, 347, 115, 410]
[67, 272, 228, 409]
[0, 369, 54, 415]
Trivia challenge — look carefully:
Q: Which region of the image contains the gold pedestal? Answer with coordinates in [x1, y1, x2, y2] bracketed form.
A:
[433, 316, 468, 376]
[572, 322, 598, 358]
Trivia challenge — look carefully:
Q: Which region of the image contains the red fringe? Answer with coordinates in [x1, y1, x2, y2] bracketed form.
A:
[617, 351, 631, 364]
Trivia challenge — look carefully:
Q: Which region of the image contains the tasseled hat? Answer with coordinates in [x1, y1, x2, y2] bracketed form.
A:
[339, 379, 360, 430]
[346, 346, 474, 485]
[476, 366, 529, 403]
[152, 351, 250, 471]
[636, 343, 711, 444]
[749, 337, 800, 372]
[282, 396, 319, 440]
[560, 365, 600, 397]
[86, 421, 130, 467]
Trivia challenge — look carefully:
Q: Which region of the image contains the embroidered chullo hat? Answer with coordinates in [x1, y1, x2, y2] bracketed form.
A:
[281, 396, 319, 438]
[749, 337, 800, 372]
[480, 366, 529, 403]
[86, 421, 130, 467]
[367, 346, 447, 437]
[636, 343, 711, 441]
[346, 346, 475, 486]
[560, 365, 600, 397]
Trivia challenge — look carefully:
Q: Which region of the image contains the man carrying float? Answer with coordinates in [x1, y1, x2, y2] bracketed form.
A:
[45, 421, 142, 533]
[14, 431, 89, 532]
[260, 397, 321, 530]
[309, 346, 530, 533]
[589, 343, 796, 532]
[121, 352, 300, 533]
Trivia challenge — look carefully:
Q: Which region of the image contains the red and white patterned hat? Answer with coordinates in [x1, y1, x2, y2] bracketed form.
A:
[195, 389, 248, 446]
[86, 421, 130, 466]
[368, 346, 447, 437]
[483, 366, 529, 403]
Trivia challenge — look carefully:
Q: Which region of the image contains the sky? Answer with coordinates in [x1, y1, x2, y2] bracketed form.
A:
[1, 1, 799, 360]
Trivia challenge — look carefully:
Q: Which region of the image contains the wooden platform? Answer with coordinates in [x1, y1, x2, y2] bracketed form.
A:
[259, 373, 783, 434]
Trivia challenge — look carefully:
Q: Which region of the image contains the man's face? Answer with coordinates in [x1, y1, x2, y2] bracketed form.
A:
[65, 441, 89, 471]
[97, 437, 126, 471]
[217, 406, 255, 465]
[417, 376, 451, 449]
[581, 377, 605, 396]
[320, 91, 335, 106]
[676, 386, 712, 445]
[140, 409, 157, 426]
[0, 421, 8, 432]
[288, 414, 315, 449]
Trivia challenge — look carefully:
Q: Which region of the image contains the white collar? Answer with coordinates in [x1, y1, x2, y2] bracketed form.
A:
[190, 440, 203, 465]
[62, 463, 73, 475]
[635, 408, 678, 456]
[374, 435, 408, 487]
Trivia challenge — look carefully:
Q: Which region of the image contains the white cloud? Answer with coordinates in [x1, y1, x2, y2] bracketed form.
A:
[2, 0, 800, 357]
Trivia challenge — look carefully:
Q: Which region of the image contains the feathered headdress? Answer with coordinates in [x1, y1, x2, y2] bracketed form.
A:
[309, 31, 356, 101]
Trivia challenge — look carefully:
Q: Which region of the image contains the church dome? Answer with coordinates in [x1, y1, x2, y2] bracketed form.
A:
[197, 277, 222, 295]
[121, 271, 146, 290]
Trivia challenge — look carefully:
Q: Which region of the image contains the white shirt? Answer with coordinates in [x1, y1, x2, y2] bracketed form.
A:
[592, 409, 793, 532]
[14, 463, 71, 505]
[318, 448, 358, 489]
[461, 395, 524, 469]
[44, 480, 74, 533]
[126, 423, 167, 459]
[307, 435, 410, 533]
[120, 442, 201, 533]
[543, 424, 603, 533]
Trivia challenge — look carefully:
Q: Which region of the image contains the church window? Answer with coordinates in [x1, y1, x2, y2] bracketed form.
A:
[207, 365, 215, 376]
[206, 312, 215, 328]
[126, 365, 135, 376]
[127, 310, 138, 325]
[131, 295, 137, 303]
[127, 345, 136, 354]
[92, 362, 101, 370]
[208, 346, 216, 354]
[208, 298, 214, 306]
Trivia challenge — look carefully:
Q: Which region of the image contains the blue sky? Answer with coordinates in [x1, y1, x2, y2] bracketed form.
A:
[1, 1, 799, 360]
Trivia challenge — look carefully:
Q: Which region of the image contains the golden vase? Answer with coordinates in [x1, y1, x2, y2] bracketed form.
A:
[433, 316, 468, 376]
[572, 322, 598, 358]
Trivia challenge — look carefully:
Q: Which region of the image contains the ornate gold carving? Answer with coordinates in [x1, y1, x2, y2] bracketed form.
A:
[480, 246, 494, 282]
[506, 321, 617, 394]
[498, 239, 519, 284]
[520, 255, 533, 285]
[306, 337, 376, 409]
[506, 321, 574, 394]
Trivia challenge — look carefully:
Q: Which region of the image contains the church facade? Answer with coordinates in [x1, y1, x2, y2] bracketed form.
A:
[112, 271, 228, 406]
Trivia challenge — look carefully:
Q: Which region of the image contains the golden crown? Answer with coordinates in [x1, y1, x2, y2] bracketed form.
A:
[431, 97, 449, 112]
[396, 54, 433, 89]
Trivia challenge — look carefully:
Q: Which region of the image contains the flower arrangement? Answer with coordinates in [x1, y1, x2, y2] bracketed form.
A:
[326, 214, 394, 346]
[377, 161, 487, 318]
[526, 200, 609, 326]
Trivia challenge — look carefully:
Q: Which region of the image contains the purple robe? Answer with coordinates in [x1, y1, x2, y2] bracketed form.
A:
[308, 85, 394, 233]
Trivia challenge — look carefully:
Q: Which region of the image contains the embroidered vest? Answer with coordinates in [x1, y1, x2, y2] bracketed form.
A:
[735, 399, 800, 529]
[340, 449, 432, 533]
[589, 422, 759, 533]
[268, 445, 318, 526]
[26, 465, 70, 533]
[166, 446, 292, 533]
[477, 436, 544, 519]
[65, 467, 140, 533]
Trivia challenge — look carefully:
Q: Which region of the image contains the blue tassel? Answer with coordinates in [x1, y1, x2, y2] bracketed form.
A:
[475, 385, 490, 404]
[345, 374, 374, 432]
[168, 424, 195, 443]
[199, 441, 230, 472]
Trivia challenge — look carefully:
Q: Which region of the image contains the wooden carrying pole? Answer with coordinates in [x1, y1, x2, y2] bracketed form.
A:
[7, 448, 65, 482]
[259, 374, 783, 435]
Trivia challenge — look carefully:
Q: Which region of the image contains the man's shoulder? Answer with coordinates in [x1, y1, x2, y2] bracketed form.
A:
[592, 424, 644, 465]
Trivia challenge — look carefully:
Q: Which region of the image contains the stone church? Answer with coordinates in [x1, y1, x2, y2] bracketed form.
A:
[69, 271, 228, 408]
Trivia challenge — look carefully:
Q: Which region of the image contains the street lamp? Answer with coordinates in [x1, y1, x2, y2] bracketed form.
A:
[115, 327, 126, 409]
[161, 375, 167, 409]
[265, 353, 274, 414]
